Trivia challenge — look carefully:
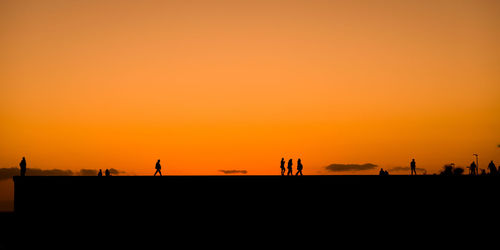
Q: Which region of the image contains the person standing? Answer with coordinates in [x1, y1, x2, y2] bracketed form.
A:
[19, 157, 27, 176]
[469, 161, 477, 175]
[287, 159, 293, 176]
[154, 159, 162, 176]
[410, 159, 417, 175]
[98, 169, 103, 176]
[296, 158, 303, 176]
[105, 169, 111, 176]
[280, 158, 286, 176]
[488, 161, 497, 175]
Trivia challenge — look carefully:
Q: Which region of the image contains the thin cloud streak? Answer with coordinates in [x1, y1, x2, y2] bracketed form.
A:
[324, 163, 378, 172]
[0, 168, 125, 180]
[389, 166, 427, 174]
[219, 170, 248, 174]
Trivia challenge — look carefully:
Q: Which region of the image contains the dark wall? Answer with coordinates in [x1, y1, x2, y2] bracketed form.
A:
[7, 175, 499, 249]
[14, 175, 499, 219]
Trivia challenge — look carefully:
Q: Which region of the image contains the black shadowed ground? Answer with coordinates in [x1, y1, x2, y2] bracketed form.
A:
[1, 175, 498, 249]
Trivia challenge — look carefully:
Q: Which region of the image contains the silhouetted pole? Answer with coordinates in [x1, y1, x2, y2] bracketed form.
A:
[473, 154, 479, 175]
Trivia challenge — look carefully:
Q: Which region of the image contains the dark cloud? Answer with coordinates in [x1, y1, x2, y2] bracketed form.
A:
[219, 170, 248, 174]
[79, 169, 98, 176]
[109, 168, 125, 175]
[325, 163, 377, 172]
[0, 168, 73, 180]
[0, 168, 19, 180]
[28, 168, 74, 176]
[389, 167, 427, 173]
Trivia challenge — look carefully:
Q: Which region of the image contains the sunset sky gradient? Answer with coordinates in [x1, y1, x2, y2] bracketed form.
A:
[1, 0, 499, 197]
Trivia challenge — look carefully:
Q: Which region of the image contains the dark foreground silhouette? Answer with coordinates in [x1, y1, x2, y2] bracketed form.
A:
[13, 175, 500, 217]
[4, 175, 499, 249]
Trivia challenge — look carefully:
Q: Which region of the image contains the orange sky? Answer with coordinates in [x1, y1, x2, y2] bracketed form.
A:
[1, 0, 499, 189]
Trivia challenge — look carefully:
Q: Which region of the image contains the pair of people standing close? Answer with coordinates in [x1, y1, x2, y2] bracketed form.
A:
[97, 169, 111, 176]
[280, 158, 303, 176]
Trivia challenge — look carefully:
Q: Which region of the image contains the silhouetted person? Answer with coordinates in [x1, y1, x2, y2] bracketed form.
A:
[105, 169, 110, 176]
[385, 170, 389, 175]
[154, 159, 162, 176]
[98, 169, 103, 176]
[280, 158, 286, 176]
[287, 159, 293, 176]
[410, 159, 417, 175]
[488, 161, 497, 175]
[19, 157, 26, 176]
[468, 161, 477, 175]
[296, 158, 303, 176]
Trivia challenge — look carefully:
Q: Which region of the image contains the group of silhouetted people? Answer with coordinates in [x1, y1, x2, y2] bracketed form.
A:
[468, 160, 498, 176]
[404, 159, 499, 176]
[97, 169, 111, 176]
[280, 158, 303, 176]
[15, 156, 498, 177]
[379, 168, 389, 176]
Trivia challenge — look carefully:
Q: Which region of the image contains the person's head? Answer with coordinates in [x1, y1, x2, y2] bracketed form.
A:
[157, 159, 160, 162]
[412, 159, 415, 162]
[22, 157, 25, 160]
[281, 157, 284, 160]
[298, 158, 301, 162]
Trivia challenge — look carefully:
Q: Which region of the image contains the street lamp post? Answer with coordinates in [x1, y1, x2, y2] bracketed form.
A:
[473, 154, 479, 175]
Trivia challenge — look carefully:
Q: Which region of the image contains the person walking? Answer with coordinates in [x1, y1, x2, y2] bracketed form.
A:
[296, 158, 303, 176]
[287, 159, 293, 176]
[410, 159, 417, 175]
[280, 158, 286, 176]
[19, 157, 27, 177]
[154, 159, 162, 176]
